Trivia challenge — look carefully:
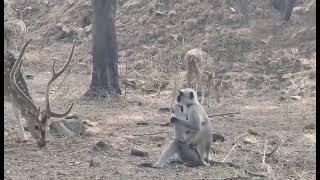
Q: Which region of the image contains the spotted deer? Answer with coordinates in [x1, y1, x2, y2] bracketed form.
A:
[184, 48, 221, 107]
[4, 39, 76, 147]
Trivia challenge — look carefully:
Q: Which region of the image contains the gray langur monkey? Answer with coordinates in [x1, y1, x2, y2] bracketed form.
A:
[141, 101, 209, 168]
[173, 88, 213, 165]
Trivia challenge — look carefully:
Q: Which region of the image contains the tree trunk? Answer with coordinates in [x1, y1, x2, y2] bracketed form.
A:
[271, 0, 296, 21]
[83, 0, 121, 97]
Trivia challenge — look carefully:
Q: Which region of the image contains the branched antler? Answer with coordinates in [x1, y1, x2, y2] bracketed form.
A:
[44, 41, 76, 117]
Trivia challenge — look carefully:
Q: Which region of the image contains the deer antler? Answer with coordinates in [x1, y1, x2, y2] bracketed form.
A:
[44, 41, 76, 117]
[10, 39, 39, 114]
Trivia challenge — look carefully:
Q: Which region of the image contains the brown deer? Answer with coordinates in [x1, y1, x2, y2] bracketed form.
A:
[184, 48, 221, 107]
[4, 39, 76, 147]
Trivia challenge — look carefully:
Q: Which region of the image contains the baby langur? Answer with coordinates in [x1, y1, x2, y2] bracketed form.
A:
[143, 102, 209, 168]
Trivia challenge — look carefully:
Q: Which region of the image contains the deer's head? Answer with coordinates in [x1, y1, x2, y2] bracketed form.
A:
[10, 39, 76, 147]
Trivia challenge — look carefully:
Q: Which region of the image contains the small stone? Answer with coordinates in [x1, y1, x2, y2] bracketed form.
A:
[76, 28, 85, 39]
[85, 127, 100, 136]
[281, 73, 292, 80]
[248, 129, 259, 136]
[139, 162, 154, 168]
[293, 7, 307, 15]
[129, 148, 148, 157]
[62, 119, 87, 135]
[304, 123, 315, 130]
[94, 140, 112, 151]
[84, 25, 92, 34]
[230, 7, 236, 13]
[25, 74, 34, 79]
[62, 25, 71, 34]
[243, 136, 257, 144]
[49, 121, 75, 137]
[89, 157, 101, 167]
[212, 133, 225, 142]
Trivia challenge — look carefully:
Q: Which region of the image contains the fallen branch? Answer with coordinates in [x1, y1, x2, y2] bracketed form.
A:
[222, 142, 238, 162]
[266, 143, 279, 158]
[159, 122, 171, 126]
[132, 131, 171, 136]
[262, 140, 267, 164]
[208, 112, 240, 117]
[208, 160, 241, 169]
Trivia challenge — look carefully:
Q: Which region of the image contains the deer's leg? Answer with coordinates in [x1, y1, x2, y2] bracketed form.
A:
[187, 72, 192, 88]
[201, 86, 205, 104]
[11, 97, 29, 141]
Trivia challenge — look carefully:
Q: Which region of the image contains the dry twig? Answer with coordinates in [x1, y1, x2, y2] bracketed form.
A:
[132, 131, 171, 136]
[124, 50, 128, 101]
[222, 142, 238, 162]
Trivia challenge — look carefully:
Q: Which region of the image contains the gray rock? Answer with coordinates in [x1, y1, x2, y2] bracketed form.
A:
[129, 148, 148, 157]
[212, 133, 225, 142]
[94, 140, 112, 152]
[62, 119, 87, 135]
[49, 121, 75, 137]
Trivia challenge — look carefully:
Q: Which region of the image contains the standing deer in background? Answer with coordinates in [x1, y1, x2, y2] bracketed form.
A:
[184, 48, 221, 107]
[4, 39, 76, 147]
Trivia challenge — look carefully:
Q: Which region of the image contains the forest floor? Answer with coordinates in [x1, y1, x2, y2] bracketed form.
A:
[4, 0, 316, 179]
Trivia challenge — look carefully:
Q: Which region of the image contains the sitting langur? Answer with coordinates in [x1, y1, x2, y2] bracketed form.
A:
[142, 102, 209, 168]
[174, 88, 213, 164]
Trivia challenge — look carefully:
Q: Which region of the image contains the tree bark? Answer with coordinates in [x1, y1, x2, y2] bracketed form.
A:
[83, 0, 121, 97]
[271, 0, 296, 21]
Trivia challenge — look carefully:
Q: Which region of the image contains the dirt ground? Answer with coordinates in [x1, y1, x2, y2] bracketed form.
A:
[4, 0, 316, 179]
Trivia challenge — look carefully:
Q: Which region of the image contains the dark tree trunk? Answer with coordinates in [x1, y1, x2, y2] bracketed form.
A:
[83, 0, 121, 97]
[272, 0, 296, 21]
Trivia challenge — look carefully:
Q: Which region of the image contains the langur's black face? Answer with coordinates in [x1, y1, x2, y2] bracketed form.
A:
[177, 88, 197, 105]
